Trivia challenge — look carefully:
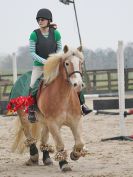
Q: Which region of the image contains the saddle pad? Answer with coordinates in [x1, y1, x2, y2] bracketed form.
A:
[10, 71, 44, 100]
[10, 71, 32, 100]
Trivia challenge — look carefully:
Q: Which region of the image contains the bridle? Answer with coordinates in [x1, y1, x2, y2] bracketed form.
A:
[68, 71, 82, 77]
[63, 58, 83, 83]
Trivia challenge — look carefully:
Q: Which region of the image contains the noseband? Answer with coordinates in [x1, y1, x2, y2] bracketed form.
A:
[68, 71, 82, 77]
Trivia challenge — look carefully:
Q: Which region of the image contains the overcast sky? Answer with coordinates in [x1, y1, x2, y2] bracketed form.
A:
[0, 0, 133, 54]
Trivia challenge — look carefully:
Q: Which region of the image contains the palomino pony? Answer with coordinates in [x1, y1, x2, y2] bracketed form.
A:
[12, 45, 88, 172]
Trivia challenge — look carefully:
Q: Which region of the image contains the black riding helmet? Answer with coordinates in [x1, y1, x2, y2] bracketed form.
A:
[36, 8, 52, 22]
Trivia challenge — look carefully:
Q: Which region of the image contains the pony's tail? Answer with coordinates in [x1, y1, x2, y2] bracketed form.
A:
[11, 117, 26, 153]
[11, 116, 41, 154]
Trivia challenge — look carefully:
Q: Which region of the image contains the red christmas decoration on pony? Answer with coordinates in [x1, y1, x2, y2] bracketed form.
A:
[7, 96, 35, 113]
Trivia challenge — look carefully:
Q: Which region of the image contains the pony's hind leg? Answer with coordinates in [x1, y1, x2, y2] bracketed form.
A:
[25, 143, 39, 166]
[40, 124, 53, 166]
[17, 110, 39, 165]
[47, 120, 72, 172]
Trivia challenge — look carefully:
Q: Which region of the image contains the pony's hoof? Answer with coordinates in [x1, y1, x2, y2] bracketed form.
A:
[61, 164, 72, 172]
[70, 152, 79, 161]
[43, 158, 53, 166]
[25, 159, 39, 166]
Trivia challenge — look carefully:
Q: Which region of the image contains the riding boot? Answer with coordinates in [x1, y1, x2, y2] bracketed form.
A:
[78, 91, 92, 115]
[81, 104, 92, 115]
[28, 88, 37, 123]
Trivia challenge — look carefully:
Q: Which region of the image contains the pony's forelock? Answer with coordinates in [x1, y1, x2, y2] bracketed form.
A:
[62, 48, 84, 61]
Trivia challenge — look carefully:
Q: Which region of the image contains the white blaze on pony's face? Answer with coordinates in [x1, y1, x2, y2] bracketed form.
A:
[63, 45, 84, 92]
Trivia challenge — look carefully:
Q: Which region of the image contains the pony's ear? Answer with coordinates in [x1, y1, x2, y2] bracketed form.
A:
[77, 46, 82, 52]
[63, 45, 69, 53]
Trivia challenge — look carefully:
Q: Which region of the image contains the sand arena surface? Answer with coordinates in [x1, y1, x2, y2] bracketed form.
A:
[1, 110, 133, 177]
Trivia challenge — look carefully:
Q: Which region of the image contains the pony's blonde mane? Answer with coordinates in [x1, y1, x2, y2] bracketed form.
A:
[43, 47, 84, 84]
[43, 53, 62, 84]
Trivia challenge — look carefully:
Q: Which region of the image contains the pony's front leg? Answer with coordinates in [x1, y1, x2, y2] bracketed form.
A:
[47, 121, 72, 172]
[70, 119, 87, 160]
[40, 124, 54, 166]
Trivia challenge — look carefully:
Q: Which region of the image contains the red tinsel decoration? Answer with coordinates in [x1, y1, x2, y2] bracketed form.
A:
[7, 96, 35, 113]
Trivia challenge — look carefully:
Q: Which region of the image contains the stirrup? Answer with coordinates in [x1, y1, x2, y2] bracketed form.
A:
[28, 111, 37, 123]
[28, 105, 37, 123]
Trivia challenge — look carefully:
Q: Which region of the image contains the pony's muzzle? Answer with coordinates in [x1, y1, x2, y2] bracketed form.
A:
[74, 83, 78, 87]
[73, 82, 84, 88]
[73, 81, 84, 92]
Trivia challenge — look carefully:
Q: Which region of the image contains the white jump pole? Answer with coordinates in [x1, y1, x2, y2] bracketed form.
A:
[12, 52, 17, 84]
[117, 41, 126, 136]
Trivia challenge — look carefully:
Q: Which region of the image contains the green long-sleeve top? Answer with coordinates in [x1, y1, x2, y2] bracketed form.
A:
[29, 29, 62, 66]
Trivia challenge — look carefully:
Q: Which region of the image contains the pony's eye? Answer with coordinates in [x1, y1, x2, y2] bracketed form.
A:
[65, 62, 69, 66]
